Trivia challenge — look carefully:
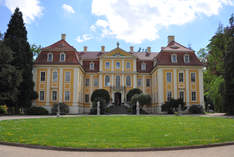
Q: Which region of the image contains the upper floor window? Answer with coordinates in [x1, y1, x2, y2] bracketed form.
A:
[105, 62, 110, 69]
[94, 78, 98, 87]
[52, 71, 58, 82]
[126, 76, 131, 87]
[184, 54, 190, 63]
[85, 78, 90, 86]
[65, 91, 70, 101]
[191, 72, 196, 82]
[126, 62, 131, 69]
[47, 53, 53, 62]
[60, 53, 65, 62]
[171, 54, 177, 63]
[179, 72, 184, 82]
[40, 72, 46, 81]
[105, 75, 110, 86]
[65, 72, 71, 82]
[146, 79, 151, 87]
[116, 75, 120, 88]
[166, 72, 172, 83]
[116, 62, 120, 69]
[90, 62, 94, 70]
[141, 63, 146, 71]
[137, 79, 142, 87]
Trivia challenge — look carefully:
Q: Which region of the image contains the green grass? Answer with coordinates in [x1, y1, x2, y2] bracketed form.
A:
[0, 116, 234, 148]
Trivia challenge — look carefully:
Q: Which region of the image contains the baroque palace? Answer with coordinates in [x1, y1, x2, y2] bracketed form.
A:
[33, 34, 204, 114]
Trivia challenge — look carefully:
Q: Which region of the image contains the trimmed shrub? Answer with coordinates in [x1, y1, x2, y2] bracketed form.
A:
[161, 98, 185, 114]
[51, 103, 69, 115]
[189, 105, 204, 114]
[90, 98, 107, 115]
[126, 88, 142, 102]
[130, 93, 152, 107]
[26, 106, 48, 115]
[0, 105, 7, 115]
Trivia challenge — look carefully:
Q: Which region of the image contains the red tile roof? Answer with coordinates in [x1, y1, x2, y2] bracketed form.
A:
[41, 39, 76, 52]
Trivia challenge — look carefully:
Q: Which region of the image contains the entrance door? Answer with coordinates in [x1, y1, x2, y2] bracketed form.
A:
[114, 92, 121, 106]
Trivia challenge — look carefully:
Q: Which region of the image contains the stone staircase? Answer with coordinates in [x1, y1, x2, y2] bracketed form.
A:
[106, 105, 129, 114]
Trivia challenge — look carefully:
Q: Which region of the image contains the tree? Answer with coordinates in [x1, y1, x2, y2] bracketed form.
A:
[0, 41, 22, 107]
[90, 89, 110, 114]
[161, 98, 185, 114]
[224, 14, 234, 115]
[30, 44, 41, 61]
[4, 8, 36, 110]
[130, 93, 152, 107]
[126, 88, 142, 102]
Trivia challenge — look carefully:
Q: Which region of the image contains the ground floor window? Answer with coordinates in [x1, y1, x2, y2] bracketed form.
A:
[52, 91, 57, 101]
[179, 91, 184, 101]
[39, 91, 44, 101]
[192, 91, 196, 101]
[85, 94, 89, 103]
[65, 91, 70, 101]
[167, 91, 172, 101]
[146, 79, 151, 87]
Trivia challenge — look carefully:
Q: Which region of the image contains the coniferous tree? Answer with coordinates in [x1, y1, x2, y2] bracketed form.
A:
[224, 14, 234, 115]
[4, 8, 36, 111]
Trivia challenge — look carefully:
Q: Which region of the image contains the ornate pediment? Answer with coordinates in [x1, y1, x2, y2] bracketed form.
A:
[102, 48, 136, 59]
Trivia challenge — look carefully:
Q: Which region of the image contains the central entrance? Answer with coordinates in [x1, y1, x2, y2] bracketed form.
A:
[114, 92, 121, 106]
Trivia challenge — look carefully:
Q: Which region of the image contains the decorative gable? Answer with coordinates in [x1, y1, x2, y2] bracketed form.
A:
[102, 48, 136, 58]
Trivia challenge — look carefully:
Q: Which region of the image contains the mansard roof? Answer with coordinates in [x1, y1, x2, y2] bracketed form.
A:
[41, 39, 76, 52]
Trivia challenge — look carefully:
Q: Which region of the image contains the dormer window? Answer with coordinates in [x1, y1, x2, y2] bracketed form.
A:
[171, 54, 177, 63]
[60, 53, 66, 62]
[47, 53, 53, 62]
[184, 54, 190, 63]
[90, 62, 94, 70]
[141, 62, 146, 71]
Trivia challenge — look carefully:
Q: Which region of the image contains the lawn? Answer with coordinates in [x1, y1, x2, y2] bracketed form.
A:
[0, 116, 234, 148]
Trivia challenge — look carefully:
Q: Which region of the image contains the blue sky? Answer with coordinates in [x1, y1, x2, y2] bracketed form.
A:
[0, 0, 233, 52]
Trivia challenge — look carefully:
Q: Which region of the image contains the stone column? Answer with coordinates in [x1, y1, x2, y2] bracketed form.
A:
[199, 69, 205, 107]
[157, 69, 164, 112]
[59, 68, 63, 102]
[46, 67, 51, 105]
[122, 60, 124, 72]
[133, 59, 136, 72]
[133, 74, 137, 88]
[173, 69, 177, 99]
[99, 74, 102, 88]
[90, 75, 93, 103]
[112, 60, 114, 72]
[186, 69, 190, 106]
[73, 68, 78, 106]
[143, 75, 146, 93]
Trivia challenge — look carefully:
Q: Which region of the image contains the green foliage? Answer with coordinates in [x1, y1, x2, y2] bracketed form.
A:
[91, 89, 110, 104]
[130, 93, 152, 107]
[126, 88, 142, 102]
[26, 106, 49, 115]
[51, 103, 69, 115]
[161, 98, 185, 114]
[0, 105, 7, 115]
[189, 105, 204, 114]
[90, 98, 107, 114]
[30, 44, 41, 61]
[3, 8, 35, 110]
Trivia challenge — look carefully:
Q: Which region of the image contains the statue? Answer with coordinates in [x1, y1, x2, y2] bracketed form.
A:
[136, 101, 140, 115]
[57, 103, 60, 117]
[97, 101, 100, 115]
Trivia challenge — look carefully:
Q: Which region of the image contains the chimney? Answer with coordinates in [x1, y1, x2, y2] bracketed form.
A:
[147, 46, 151, 53]
[61, 33, 66, 40]
[130, 46, 134, 52]
[84, 46, 87, 52]
[168, 35, 175, 44]
[101, 45, 105, 52]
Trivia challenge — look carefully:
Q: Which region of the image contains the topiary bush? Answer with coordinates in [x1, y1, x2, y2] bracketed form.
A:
[189, 105, 204, 114]
[161, 98, 185, 114]
[126, 88, 142, 102]
[0, 105, 7, 115]
[51, 103, 69, 115]
[89, 98, 107, 115]
[26, 106, 49, 115]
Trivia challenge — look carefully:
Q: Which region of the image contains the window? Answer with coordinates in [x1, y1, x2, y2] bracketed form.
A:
[179, 72, 184, 82]
[192, 91, 196, 101]
[65, 72, 71, 82]
[94, 78, 98, 87]
[167, 91, 172, 101]
[52, 71, 58, 82]
[65, 91, 70, 101]
[39, 91, 44, 101]
[171, 54, 177, 63]
[105, 75, 110, 86]
[166, 72, 172, 82]
[47, 53, 53, 62]
[141, 63, 146, 71]
[60, 53, 65, 62]
[85, 78, 90, 86]
[126, 76, 131, 87]
[137, 79, 142, 87]
[52, 91, 57, 101]
[184, 54, 190, 63]
[116, 62, 120, 69]
[85, 94, 89, 103]
[40, 72, 46, 81]
[126, 62, 131, 69]
[116, 75, 120, 88]
[191, 72, 196, 82]
[90, 62, 94, 70]
[146, 79, 151, 87]
[105, 62, 110, 69]
[179, 91, 184, 100]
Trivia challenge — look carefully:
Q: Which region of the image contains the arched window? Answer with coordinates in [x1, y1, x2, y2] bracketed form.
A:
[126, 76, 131, 87]
[116, 75, 120, 88]
[105, 75, 110, 86]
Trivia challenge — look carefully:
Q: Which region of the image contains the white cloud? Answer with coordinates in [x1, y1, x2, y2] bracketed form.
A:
[92, 0, 233, 43]
[5, 0, 43, 24]
[62, 4, 75, 14]
[90, 25, 96, 32]
[76, 34, 92, 43]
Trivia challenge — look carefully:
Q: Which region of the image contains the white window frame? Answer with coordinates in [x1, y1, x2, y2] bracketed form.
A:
[64, 91, 70, 101]
[85, 94, 89, 103]
[52, 91, 57, 101]
[105, 62, 110, 69]
[47, 53, 53, 62]
[94, 78, 98, 87]
[191, 72, 196, 82]
[90, 62, 94, 70]
[60, 53, 66, 62]
[65, 72, 71, 82]
[166, 72, 172, 83]
[171, 54, 177, 63]
[179, 72, 184, 83]
[52, 71, 58, 82]
[40, 71, 46, 82]
[141, 63, 146, 71]
[137, 79, 142, 87]
[126, 62, 131, 69]
[167, 91, 172, 101]
[126, 76, 131, 87]
[192, 91, 196, 101]
[184, 54, 190, 63]
[105, 75, 110, 87]
[39, 91, 44, 101]
[116, 62, 120, 69]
